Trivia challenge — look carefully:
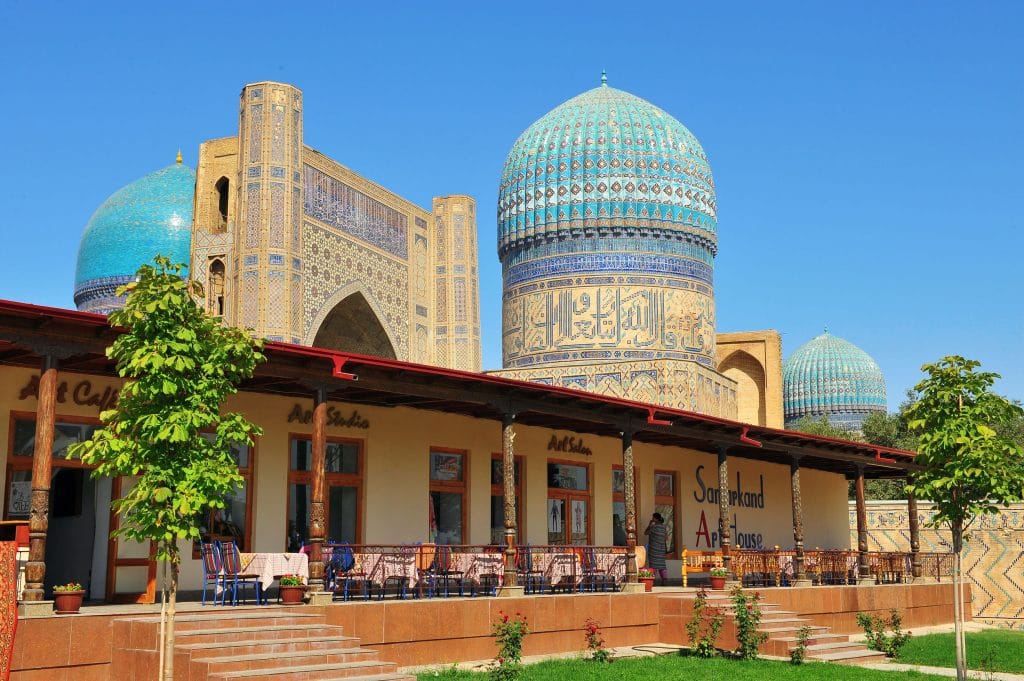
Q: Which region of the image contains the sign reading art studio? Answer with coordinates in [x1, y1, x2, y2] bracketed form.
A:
[287, 404, 369, 429]
[18, 375, 119, 413]
[547, 433, 592, 456]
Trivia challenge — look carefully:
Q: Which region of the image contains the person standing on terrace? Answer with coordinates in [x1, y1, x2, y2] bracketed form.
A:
[644, 512, 668, 585]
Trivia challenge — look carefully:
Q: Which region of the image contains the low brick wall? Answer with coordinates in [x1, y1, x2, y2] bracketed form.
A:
[316, 592, 660, 668]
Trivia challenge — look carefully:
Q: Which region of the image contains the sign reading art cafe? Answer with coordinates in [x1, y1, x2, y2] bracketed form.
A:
[18, 374, 119, 412]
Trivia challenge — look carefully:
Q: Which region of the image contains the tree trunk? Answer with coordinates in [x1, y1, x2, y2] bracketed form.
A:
[952, 523, 966, 681]
[158, 560, 167, 681]
[162, 557, 179, 681]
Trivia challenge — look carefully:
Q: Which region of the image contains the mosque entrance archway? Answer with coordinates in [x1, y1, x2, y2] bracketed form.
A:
[310, 291, 397, 359]
[719, 350, 767, 426]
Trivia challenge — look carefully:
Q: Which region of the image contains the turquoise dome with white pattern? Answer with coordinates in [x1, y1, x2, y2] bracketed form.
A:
[497, 77, 716, 262]
[783, 331, 888, 431]
[74, 161, 195, 314]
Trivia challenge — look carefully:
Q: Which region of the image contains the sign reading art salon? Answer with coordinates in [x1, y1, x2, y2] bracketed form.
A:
[17, 375, 119, 413]
[286, 404, 370, 429]
[547, 433, 593, 456]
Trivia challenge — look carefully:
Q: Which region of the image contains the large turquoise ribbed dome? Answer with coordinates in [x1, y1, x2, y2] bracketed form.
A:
[497, 77, 716, 260]
[74, 161, 195, 313]
[783, 331, 888, 431]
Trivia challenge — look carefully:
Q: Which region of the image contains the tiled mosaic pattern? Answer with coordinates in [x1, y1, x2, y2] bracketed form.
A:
[432, 197, 481, 371]
[498, 83, 716, 258]
[302, 221, 409, 359]
[303, 165, 409, 259]
[74, 163, 195, 312]
[784, 332, 887, 430]
[497, 80, 723, 412]
[492, 357, 738, 418]
[855, 501, 1024, 629]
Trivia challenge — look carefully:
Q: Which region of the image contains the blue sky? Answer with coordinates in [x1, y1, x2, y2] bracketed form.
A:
[0, 1, 1020, 404]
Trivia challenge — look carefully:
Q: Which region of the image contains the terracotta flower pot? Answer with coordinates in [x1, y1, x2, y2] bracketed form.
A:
[639, 577, 654, 592]
[279, 585, 306, 605]
[54, 590, 85, 614]
[709, 576, 726, 590]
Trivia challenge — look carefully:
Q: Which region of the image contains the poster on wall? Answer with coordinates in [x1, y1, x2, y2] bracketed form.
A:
[430, 452, 463, 482]
[571, 500, 587, 543]
[8, 481, 30, 516]
[612, 469, 625, 494]
[547, 499, 563, 533]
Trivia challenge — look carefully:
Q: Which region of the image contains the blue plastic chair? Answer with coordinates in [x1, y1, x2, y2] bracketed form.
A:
[220, 541, 264, 606]
[200, 542, 222, 606]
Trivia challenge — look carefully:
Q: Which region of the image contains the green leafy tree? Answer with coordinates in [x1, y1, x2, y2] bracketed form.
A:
[905, 356, 1024, 681]
[70, 257, 264, 681]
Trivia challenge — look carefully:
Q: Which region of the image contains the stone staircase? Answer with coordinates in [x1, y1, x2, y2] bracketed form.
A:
[701, 593, 888, 665]
[110, 609, 414, 681]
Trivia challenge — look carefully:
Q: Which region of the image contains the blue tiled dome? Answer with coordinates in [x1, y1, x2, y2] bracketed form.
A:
[497, 77, 716, 262]
[783, 331, 888, 431]
[74, 161, 195, 313]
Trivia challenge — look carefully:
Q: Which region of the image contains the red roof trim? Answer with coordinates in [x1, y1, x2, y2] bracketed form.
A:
[0, 298, 916, 462]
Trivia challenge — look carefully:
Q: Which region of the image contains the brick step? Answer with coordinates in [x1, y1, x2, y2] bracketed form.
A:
[209, 660, 397, 680]
[314, 675, 414, 681]
[809, 647, 889, 664]
[192, 648, 379, 676]
[177, 624, 343, 645]
[801, 641, 863, 652]
[771, 633, 851, 645]
[178, 635, 360, 658]
[758, 616, 813, 624]
[760, 624, 829, 635]
[128, 610, 325, 632]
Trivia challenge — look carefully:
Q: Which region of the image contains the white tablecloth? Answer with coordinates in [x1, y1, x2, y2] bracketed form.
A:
[239, 552, 309, 591]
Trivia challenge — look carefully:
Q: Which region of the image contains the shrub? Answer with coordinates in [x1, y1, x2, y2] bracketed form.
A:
[790, 625, 812, 665]
[685, 588, 723, 658]
[491, 610, 529, 681]
[279, 574, 305, 586]
[856, 609, 911, 658]
[584, 618, 612, 663]
[731, 586, 768, 660]
[710, 567, 728, 577]
[638, 568, 655, 579]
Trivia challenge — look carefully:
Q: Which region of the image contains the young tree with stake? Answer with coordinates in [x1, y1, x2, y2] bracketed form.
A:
[70, 257, 264, 681]
[906, 356, 1024, 681]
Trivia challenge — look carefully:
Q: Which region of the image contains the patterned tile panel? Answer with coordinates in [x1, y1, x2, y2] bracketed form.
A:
[303, 165, 408, 259]
[855, 501, 1024, 628]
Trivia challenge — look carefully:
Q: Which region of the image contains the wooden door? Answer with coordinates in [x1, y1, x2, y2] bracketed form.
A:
[105, 476, 156, 603]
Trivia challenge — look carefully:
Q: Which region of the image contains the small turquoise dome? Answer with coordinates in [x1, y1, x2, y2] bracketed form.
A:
[497, 78, 716, 261]
[74, 161, 195, 313]
[783, 331, 888, 431]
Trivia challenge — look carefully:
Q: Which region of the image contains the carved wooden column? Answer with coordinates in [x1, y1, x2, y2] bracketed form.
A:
[907, 476, 922, 581]
[308, 386, 327, 591]
[717, 446, 733, 579]
[501, 412, 518, 590]
[23, 354, 58, 602]
[622, 430, 638, 584]
[790, 456, 811, 586]
[854, 465, 873, 584]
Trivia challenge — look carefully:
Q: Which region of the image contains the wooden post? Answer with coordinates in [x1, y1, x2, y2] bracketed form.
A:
[308, 386, 327, 591]
[790, 456, 811, 586]
[23, 355, 58, 602]
[717, 446, 733, 579]
[908, 477, 923, 581]
[855, 465, 873, 584]
[501, 412, 517, 589]
[623, 430, 638, 584]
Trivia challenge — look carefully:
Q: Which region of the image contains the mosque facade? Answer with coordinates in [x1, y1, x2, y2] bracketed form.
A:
[76, 82, 482, 373]
[71, 79, 827, 430]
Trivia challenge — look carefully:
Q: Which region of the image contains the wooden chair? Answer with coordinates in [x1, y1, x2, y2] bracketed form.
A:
[220, 541, 263, 606]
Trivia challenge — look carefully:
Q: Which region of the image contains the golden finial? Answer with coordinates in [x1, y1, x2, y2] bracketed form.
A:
[176, 149, 183, 164]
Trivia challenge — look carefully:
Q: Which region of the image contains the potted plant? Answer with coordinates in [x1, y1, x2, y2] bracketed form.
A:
[709, 567, 728, 590]
[279, 574, 306, 605]
[53, 582, 86, 614]
[638, 568, 656, 592]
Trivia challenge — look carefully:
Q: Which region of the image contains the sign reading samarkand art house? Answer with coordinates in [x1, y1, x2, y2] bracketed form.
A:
[691, 465, 768, 550]
[18, 375, 119, 412]
[286, 404, 370, 429]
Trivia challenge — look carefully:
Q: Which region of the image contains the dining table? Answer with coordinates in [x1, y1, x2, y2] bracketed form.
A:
[239, 551, 309, 591]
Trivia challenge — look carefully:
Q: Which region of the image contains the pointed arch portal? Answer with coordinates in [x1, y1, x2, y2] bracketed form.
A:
[311, 292, 397, 359]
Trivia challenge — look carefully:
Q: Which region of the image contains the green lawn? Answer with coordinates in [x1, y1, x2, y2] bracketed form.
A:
[898, 630, 1024, 673]
[418, 654, 948, 681]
